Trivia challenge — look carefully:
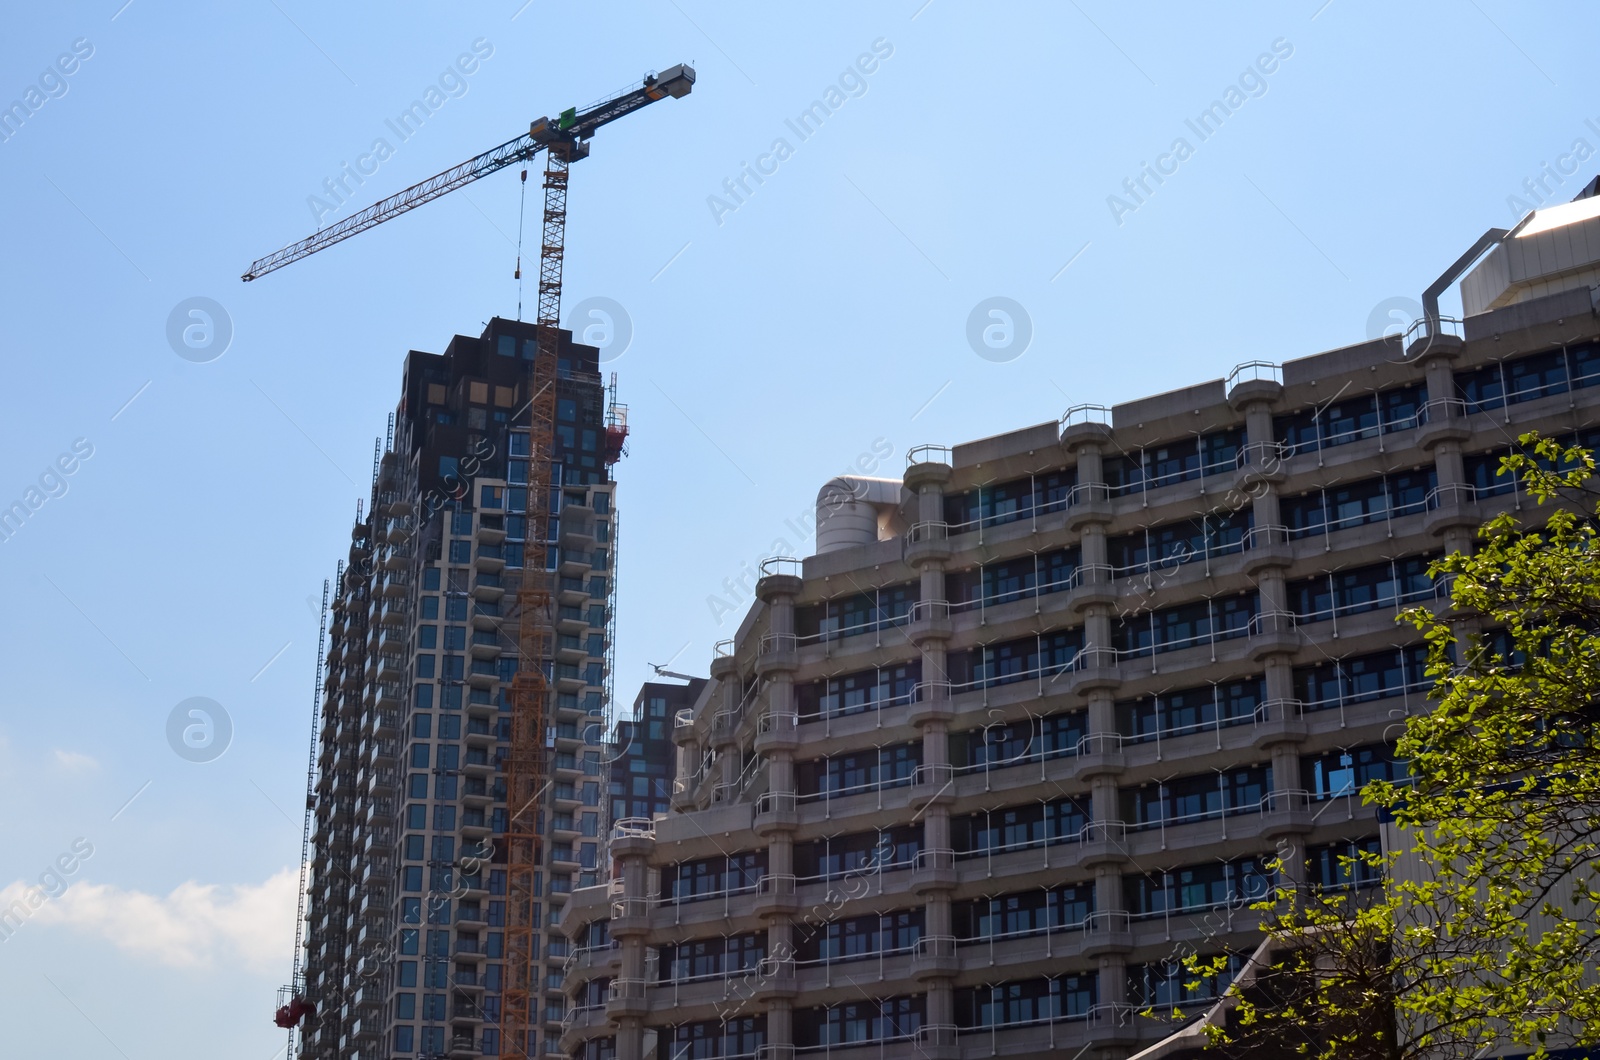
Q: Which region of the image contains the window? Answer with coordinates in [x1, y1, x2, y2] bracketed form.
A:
[1276, 382, 1423, 456]
[1114, 594, 1257, 658]
[942, 470, 1077, 530]
[1125, 766, 1271, 829]
[794, 997, 924, 1048]
[947, 629, 1082, 692]
[950, 710, 1086, 771]
[794, 827, 921, 880]
[796, 743, 921, 800]
[942, 547, 1081, 615]
[1105, 427, 1244, 498]
[664, 851, 766, 903]
[955, 976, 1095, 1028]
[1125, 856, 1273, 917]
[1289, 555, 1439, 623]
[1117, 677, 1263, 742]
[1109, 510, 1251, 576]
[952, 797, 1086, 858]
[1281, 466, 1438, 540]
[953, 884, 1093, 942]
[1294, 643, 1430, 713]
[795, 661, 922, 720]
[1303, 744, 1405, 799]
[661, 932, 767, 982]
[796, 910, 924, 963]
[1129, 955, 1242, 1010]
[669, 1016, 765, 1059]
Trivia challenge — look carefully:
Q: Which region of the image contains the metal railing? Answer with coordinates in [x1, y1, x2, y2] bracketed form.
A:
[754, 791, 796, 816]
[1403, 315, 1464, 350]
[758, 556, 802, 580]
[906, 444, 953, 466]
[1060, 403, 1111, 429]
[759, 631, 797, 655]
[1226, 360, 1282, 389]
[611, 817, 654, 841]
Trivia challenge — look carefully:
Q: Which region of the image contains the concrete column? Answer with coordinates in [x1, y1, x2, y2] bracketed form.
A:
[1086, 689, 1116, 738]
[1263, 655, 1295, 706]
[924, 806, 950, 852]
[1434, 441, 1466, 487]
[766, 1001, 792, 1051]
[1256, 570, 1289, 621]
[1085, 602, 1111, 652]
[1090, 776, 1119, 825]
[926, 981, 954, 1033]
[1270, 744, 1301, 792]
[617, 1020, 643, 1060]
[925, 893, 951, 936]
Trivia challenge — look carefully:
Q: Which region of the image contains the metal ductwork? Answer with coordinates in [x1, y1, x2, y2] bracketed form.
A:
[815, 476, 904, 554]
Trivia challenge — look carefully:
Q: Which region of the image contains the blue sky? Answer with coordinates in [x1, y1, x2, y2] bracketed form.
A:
[0, 1, 1595, 1056]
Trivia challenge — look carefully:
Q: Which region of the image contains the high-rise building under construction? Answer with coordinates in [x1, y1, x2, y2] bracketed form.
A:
[296, 317, 623, 1060]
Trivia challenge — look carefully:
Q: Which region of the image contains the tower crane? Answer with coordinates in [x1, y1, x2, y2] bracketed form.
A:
[247, 64, 695, 1060]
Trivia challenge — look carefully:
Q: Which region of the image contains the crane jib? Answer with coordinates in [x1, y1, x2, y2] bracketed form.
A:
[241, 62, 694, 282]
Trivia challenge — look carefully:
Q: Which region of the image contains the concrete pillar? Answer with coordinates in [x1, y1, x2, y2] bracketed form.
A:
[1086, 689, 1116, 739]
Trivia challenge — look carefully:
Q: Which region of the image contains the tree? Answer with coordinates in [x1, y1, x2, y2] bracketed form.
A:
[1165, 433, 1600, 1059]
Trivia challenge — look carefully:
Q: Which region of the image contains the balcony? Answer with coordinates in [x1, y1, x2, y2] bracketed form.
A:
[1082, 910, 1133, 956]
[903, 519, 951, 564]
[467, 659, 500, 690]
[608, 896, 650, 937]
[911, 935, 958, 979]
[911, 849, 957, 893]
[473, 543, 505, 574]
[469, 630, 503, 660]
[464, 718, 496, 747]
[558, 547, 593, 577]
[752, 791, 798, 835]
[605, 977, 648, 1019]
[752, 956, 797, 1001]
[756, 631, 798, 675]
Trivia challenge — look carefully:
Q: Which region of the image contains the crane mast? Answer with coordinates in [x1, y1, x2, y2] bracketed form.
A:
[246, 63, 695, 1060]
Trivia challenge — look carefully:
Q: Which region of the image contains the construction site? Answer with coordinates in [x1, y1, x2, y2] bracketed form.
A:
[221, 26, 1600, 1060]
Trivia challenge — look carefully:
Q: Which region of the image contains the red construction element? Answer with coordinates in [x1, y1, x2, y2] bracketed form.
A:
[603, 397, 629, 465]
[274, 996, 316, 1028]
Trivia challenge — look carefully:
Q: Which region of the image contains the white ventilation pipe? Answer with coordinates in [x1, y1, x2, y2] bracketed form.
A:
[816, 476, 903, 554]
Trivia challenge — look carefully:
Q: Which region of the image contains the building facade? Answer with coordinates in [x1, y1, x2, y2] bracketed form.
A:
[560, 194, 1600, 1060]
[610, 680, 708, 827]
[299, 317, 621, 1060]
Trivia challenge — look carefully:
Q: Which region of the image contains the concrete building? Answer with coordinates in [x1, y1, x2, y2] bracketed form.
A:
[299, 317, 622, 1060]
[559, 193, 1600, 1060]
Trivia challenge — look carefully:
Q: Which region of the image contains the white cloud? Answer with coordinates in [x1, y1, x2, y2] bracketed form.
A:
[1, 866, 300, 972]
[52, 749, 97, 771]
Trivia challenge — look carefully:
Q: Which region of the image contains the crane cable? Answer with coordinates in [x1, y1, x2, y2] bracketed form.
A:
[514, 165, 529, 320]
